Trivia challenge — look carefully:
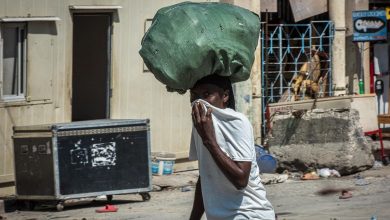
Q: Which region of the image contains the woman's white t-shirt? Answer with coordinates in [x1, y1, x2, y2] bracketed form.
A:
[189, 100, 275, 220]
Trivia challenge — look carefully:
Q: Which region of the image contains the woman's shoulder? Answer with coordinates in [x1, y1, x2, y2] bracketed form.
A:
[224, 108, 251, 125]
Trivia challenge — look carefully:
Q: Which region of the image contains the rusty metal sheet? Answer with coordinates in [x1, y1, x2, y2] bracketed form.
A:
[289, 0, 327, 22]
[261, 0, 277, 12]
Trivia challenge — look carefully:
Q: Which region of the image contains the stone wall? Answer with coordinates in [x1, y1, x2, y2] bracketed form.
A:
[267, 108, 374, 175]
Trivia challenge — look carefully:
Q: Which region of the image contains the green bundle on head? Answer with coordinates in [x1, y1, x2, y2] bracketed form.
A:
[139, 2, 260, 93]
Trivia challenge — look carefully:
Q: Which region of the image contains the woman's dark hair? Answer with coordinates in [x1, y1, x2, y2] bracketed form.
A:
[193, 74, 236, 110]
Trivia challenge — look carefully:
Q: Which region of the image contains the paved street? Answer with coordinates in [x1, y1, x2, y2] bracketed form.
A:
[2, 165, 390, 220]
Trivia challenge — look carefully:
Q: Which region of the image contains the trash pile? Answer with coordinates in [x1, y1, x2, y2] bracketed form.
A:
[139, 2, 260, 93]
[300, 168, 341, 180]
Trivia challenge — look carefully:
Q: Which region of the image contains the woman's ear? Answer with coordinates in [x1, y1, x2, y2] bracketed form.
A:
[223, 89, 229, 105]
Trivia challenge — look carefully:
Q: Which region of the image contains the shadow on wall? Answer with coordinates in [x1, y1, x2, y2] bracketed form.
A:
[28, 21, 58, 36]
[280, 117, 302, 146]
[345, 35, 365, 95]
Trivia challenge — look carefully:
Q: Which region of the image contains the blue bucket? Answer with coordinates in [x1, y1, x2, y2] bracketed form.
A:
[255, 145, 277, 173]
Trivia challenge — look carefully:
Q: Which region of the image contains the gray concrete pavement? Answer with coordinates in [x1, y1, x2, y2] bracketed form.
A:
[1, 166, 390, 220]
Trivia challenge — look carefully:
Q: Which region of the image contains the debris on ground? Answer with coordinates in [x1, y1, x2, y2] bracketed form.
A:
[301, 172, 320, 180]
[286, 171, 304, 180]
[2, 167, 390, 219]
[261, 173, 288, 185]
[330, 169, 341, 177]
[318, 168, 331, 178]
[373, 161, 383, 170]
[181, 186, 192, 192]
[95, 205, 118, 213]
[355, 174, 370, 186]
[339, 190, 353, 199]
[152, 185, 162, 192]
[317, 168, 341, 178]
[152, 171, 198, 191]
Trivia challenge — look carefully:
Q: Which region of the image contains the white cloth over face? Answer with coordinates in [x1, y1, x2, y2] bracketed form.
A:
[189, 99, 275, 220]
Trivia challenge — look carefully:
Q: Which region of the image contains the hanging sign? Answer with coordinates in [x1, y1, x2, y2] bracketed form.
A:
[353, 10, 387, 41]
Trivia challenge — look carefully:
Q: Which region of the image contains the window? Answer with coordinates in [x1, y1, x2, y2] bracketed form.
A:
[1, 23, 27, 101]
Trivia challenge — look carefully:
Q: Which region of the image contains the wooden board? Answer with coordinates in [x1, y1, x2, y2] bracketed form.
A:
[351, 94, 378, 132]
[261, 0, 277, 12]
[289, 0, 327, 22]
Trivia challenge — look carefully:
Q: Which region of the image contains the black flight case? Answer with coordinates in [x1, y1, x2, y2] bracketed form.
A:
[12, 119, 152, 211]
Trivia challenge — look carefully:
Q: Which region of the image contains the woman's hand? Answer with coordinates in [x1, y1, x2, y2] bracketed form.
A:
[191, 101, 251, 190]
[192, 102, 217, 149]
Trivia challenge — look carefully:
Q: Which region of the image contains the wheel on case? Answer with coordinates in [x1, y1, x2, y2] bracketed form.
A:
[140, 192, 151, 201]
[383, 156, 390, 166]
[106, 195, 113, 202]
[25, 201, 36, 211]
[56, 201, 65, 211]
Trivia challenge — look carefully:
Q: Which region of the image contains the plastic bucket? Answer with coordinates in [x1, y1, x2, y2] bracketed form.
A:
[255, 145, 277, 173]
[257, 154, 277, 173]
[255, 144, 268, 156]
[151, 152, 176, 175]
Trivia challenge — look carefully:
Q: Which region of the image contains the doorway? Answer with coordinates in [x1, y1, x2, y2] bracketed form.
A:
[72, 14, 111, 121]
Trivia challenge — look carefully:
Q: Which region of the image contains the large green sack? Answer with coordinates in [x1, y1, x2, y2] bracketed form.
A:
[139, 2, 260, 93]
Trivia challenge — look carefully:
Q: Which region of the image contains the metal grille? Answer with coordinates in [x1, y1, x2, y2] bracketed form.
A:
[261, 21, 334, 134]
[56, 125, 148, 137]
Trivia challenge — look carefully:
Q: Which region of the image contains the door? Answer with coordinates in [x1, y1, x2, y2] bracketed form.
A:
[72, 14, 111, 121]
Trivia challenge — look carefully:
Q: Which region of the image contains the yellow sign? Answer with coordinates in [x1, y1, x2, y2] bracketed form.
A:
[386, 7, 390, 20]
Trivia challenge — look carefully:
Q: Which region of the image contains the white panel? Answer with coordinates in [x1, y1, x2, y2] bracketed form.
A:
[374, 43, 389, 75]
[261, 0, 277, 12]
[27, 21, 54, 101]
[289, 0, 328, 22]
[69, 5, 122, 10]
[0, 17, 60, 22]
[351, 94, 378, 132]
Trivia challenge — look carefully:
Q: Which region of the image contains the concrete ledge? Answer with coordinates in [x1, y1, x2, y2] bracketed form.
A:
[0, 182, 15, 198]
[269, 94, 379, 133]
[268, 108, 374, 175]
[0, 175, 14, 184]
[268, 96, 352, 116]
